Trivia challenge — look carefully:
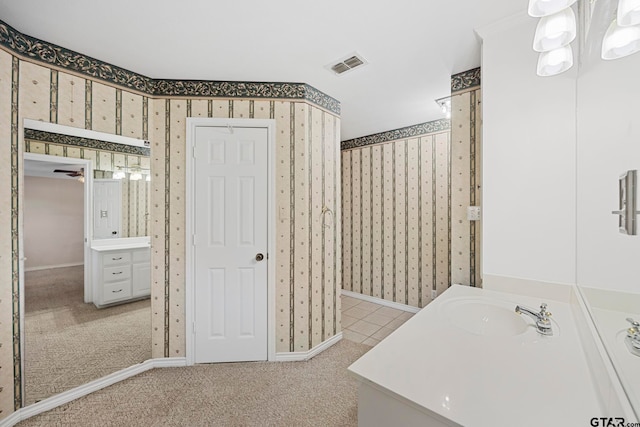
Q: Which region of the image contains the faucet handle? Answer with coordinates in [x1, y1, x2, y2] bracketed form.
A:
[627, 318, 640, 350]
[627, 318, 640, 337]
[540, 303, 551, 318]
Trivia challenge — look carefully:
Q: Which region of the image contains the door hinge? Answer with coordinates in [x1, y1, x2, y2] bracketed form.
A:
[192, 234, 196, 246]
[192, 322, 196, 334]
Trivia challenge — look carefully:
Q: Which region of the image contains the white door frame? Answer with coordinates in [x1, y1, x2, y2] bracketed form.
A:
[22, 152, 94, 302]
[185, 118, 277, 365]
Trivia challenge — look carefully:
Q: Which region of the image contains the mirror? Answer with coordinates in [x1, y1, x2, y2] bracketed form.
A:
[93, 161, 150, 240]
[577, 0, 640, 414]
[21, 120, 151, 405]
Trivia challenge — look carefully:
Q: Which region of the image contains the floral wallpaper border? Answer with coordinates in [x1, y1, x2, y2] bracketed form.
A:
[340, 119, 451, 150]
[451, 67, 481, 94]
[0, 20, 341, 115]
[24, 129, 151, 157]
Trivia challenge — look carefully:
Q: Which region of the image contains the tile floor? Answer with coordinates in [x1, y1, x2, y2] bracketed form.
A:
[341, 294, 415, 346]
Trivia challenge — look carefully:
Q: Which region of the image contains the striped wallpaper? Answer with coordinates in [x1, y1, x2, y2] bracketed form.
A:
[341, 82, 482, 309]
[451, 87, 482, 288]
[0, 34, 341, 417]
[150, 98, 341, 358]
[342, 131, 451, 308]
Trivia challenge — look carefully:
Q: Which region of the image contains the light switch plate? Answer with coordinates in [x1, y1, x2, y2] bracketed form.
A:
[467, 206, 481, 221]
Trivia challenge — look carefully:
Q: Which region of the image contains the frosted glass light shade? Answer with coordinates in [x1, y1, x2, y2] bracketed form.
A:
[528, 0, 576, 17]
[533, 7, 577, 52]
[130, 172, 142, 181]
[537, 45, 574, 76]
[618, 0, 640, 27]
[112, 170, 126, 179]
[601, 19, 640, 59]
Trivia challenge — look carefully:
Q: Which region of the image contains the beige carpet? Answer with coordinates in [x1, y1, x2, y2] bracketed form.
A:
[24, 266, 151, 405]
[18, 339, 371, 427]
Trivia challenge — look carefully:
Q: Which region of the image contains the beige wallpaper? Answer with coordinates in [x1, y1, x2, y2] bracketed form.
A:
[341, 91, 482, 309]
[0, 50, 16, 418]
[119, 178, 149, 238]
[342, 131, 451, 308]
[0, 51, 341, 416]
[451, 88, 482, 287]
[149, 98, 341, 357]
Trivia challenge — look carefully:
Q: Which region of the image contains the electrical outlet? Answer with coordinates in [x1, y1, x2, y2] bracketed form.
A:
[431, 289, 437, 299]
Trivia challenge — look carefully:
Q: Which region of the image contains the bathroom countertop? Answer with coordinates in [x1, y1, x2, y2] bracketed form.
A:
[589, 306, 640, 418]
[91, 237, 150, 251]
[348, 285, 603, 426]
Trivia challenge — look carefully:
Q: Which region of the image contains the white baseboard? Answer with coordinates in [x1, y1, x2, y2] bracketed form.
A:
[24, 262, 83, 272]
[0, 357, 187, 427]
[341, 290, 420, 314]
[275, 332, 343, 362]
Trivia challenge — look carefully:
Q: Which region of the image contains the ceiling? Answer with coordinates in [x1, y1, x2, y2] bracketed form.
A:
[24, 159, 83, 180]
[0, 0, 527, 141]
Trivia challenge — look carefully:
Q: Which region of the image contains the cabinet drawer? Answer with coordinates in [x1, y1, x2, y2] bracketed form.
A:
[103, 280, 132, 303]
[132, 248, 150, 262]
[103, 265, 131, 282]
[103, 252, 131, 266]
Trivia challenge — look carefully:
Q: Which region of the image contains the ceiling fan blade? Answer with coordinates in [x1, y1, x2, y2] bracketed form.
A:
[53, 169, 83, 177]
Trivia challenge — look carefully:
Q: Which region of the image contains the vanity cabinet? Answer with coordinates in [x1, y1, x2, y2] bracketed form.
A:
[92, 246, 150, 308]
[131, 249, 151, 297]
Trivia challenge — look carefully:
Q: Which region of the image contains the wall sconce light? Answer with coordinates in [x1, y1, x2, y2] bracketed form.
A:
[601, 18, 640, 59]
[529, 0, 576, 76]
[435, 97, 452, 119]
[533, 7, 577, 51]
[537, 45, 574, 75]
[528, 0, 577, 17]
[529, 0, 640, 71]
[113, 168, 126, 180]
[112, 165, 149, 181]
[618, 0, 640, 26]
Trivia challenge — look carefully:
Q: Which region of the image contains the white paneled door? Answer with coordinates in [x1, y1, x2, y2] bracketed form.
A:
[193, 126, 268, 363]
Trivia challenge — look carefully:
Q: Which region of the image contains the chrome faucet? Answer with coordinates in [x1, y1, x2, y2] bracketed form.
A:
[515, 303, 553, 336]
[626, 318, 640, 354]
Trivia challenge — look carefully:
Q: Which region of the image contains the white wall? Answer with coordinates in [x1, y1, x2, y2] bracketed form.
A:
[478, 14, 577, 286]
[576, 1, 640, 294]
[24, 176, 84, 270]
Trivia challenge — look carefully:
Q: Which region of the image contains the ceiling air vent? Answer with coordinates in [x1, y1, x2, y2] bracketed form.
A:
[326, 53, 368, 76]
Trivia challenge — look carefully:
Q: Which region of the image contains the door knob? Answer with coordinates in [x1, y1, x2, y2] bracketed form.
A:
[255, 253, 264, 262]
